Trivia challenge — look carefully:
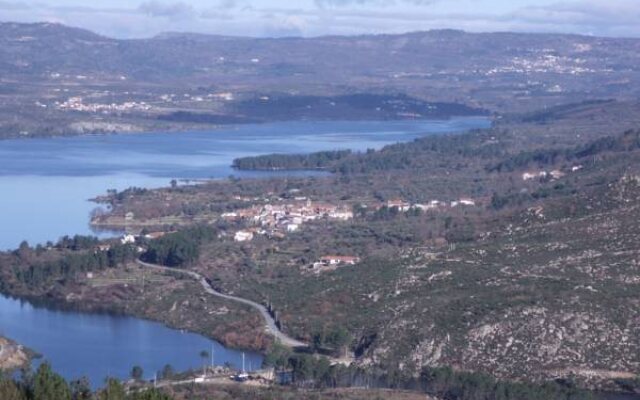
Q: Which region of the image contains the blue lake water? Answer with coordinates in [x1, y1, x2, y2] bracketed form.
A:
[0, 117, 490, 387]
[0, 118, 490, 250]
[0, 295, 262, 387]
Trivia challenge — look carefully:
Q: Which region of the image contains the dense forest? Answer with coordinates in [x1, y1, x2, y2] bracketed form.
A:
[5, 239, 138, 291]
[0, 363, 170, 400]
[236, 127, 640, 178]
[141, 226, 218, 267]
[235, 128, 506, 174]
[233, 150, 352, 171]
[489, 129, 640, 173]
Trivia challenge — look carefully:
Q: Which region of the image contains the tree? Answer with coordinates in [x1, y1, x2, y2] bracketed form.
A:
[69, 377, 91, 400]
[328, 327, 352, 358]
[128, 390, 173, 400]
[15, 241, 32, 262]
[142, 226, 216, 268]
[130, 366, 144, 381]
[98, 378, 125, 400]
[263, 342, 291, 372]
[159, 364, 174, 381]
[199, 351, 209, 376]
[0, 376, 26, 400]
[33, 363, 71, 400]
[312, 326, 352, 357]
[289, 354, 315, 383]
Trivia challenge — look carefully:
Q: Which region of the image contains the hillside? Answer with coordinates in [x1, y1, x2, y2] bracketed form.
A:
[3, 101, 640, 395]
[1, 22, 640, 138]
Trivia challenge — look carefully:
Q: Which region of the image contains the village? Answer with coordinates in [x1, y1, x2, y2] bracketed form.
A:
[105, 193, 480, 276]
[224, 199, 354, 242]
[216, 196, 479, 273]
[55, 96, 152, 113]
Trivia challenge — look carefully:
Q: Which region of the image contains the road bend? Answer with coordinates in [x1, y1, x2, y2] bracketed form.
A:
[136, 259, 307, 348]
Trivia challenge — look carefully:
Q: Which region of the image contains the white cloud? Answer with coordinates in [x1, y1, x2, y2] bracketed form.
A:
[0, 0, 637, 38]
[138, 1, 195, 19]
[314, 0, 437, 8]
[0, 1, 28, 10]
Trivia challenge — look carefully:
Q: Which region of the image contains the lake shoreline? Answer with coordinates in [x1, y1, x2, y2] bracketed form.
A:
[0, 117, 490, 385]
[0, 336, 32, 371]
[0, 279, 270, 355]
[0, 117, 491, 250]
[1, 114, 492, 142]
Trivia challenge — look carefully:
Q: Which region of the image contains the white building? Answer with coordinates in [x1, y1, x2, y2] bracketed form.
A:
[387, 199, 411, 212]
[522, 171, 548, 181]
[234, 231, 254, 242]
[121, 234, 136, 245]
[329, 211, 354, 220]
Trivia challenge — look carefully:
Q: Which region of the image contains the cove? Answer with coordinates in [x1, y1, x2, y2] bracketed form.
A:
[0, 294, 262, 388]
[0, 117, 490, 250]
[0, 117, 491, 386]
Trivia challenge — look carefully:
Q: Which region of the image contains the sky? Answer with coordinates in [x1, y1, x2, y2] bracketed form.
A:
[0, 0, 638, 39]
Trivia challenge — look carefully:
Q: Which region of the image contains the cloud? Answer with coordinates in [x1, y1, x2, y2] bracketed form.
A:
[499, 0, 640, 36]
[216, 0, 243, 9]
[0, 0, 638, 39]
[0, 1, 28, 10]
[314, 0, 437, 8]
[315, 0, 387, 7]
[138, 1, 195, 19]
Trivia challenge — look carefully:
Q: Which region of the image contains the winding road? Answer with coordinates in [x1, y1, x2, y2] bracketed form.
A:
[136, 260, 308, 348]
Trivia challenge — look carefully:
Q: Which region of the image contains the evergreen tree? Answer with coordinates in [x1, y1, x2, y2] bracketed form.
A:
[32, 363, 71, 400]
[0, 375, 27, 400]
[99, 378, 125, 400]
[130, 366, 144, 381]
[69, 377, 91, 400]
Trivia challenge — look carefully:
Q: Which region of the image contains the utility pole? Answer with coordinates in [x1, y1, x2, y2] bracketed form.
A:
[211, 345, 215, 370]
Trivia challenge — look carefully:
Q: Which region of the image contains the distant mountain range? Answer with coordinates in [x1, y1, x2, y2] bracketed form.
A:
[0, 22, 639, 138]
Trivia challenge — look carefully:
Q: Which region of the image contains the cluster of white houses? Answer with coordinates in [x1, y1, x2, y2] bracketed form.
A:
[386, 197, 476, 211]
[56, 97, 152, 113]
[521, 165, 582, 182]
[227, 200, 354, 242]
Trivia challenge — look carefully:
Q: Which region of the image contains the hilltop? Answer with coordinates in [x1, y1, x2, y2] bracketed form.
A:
[0, 22, 639, 138]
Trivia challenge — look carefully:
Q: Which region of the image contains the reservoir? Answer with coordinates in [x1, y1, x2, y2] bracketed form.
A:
[0, 118, 490, 250]
[0, 117, 490, 386]
[0, 294, 262, 387]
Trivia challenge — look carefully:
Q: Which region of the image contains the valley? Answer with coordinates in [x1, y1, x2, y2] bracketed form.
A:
[1, 20, 640, 400]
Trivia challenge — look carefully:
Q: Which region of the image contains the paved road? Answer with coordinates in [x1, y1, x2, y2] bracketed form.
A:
[136, 260, 308, 348]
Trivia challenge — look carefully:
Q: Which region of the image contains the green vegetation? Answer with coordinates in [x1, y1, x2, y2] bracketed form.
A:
[130, 366, 144, 381]
[5, 100, 640, 398]
[311, 327, 352, 356]
[0, 363, 171, 400]
[489, 129, 640, 173]
[233, 150, 352, 171]
[141, 226, 217, 267]
[262, 347, 592, 400]
[419, 367, 593, 400]
[11, 243, 137, 289]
